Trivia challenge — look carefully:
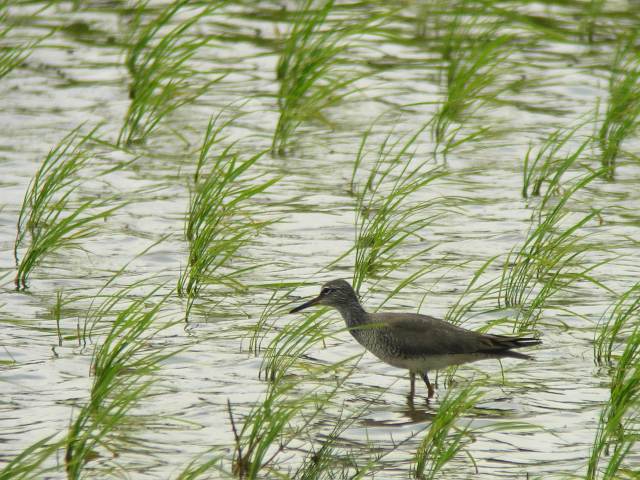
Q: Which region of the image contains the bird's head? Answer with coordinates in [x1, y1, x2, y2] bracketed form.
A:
[289, 279, 358, 313]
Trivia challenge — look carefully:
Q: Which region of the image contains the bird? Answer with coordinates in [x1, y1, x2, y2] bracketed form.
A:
[289, 279, 541, 400]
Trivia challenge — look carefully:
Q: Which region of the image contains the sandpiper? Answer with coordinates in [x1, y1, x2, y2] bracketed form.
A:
[290, 279, 541, 399]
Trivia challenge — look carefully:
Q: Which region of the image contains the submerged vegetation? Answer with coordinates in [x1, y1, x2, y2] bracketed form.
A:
[4, 0, 640, 478]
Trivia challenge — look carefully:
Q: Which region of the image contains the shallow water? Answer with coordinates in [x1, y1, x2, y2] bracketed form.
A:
[1, 1, 640, 478]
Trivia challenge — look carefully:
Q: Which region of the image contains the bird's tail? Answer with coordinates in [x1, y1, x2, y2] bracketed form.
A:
[484, 335, 542, 357]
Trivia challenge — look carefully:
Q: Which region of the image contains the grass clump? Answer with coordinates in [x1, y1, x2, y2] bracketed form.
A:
[0, 435, 61, 480]
[587, 325, 640, 480]
[499, 171, 607, 333]
[177, 117, 277, 319]
[119, 0, 224, 145]
[65, 284, 176, 479]
[432, 14, 511, 156]
[598, 34, 640, 179]
[414, 383, 481, 479]
[594, 282, 640, 365]
[349, 123, 446, 295]
[273, 0, 375, 155]
[522, 124, 588, 198]
[14, 125, 119, 290]
[229, 300, 357, 479]
[0, 1, 39, 79]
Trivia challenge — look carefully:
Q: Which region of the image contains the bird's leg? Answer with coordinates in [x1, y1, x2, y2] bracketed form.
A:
[421, 372, 435, 399]
[409, 371, 416, 399]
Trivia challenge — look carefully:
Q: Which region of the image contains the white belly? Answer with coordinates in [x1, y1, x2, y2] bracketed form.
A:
[374, 352, 495, 372]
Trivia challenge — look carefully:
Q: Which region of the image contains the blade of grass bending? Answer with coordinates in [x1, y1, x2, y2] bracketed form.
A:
[598, 32, 640, 179]
[65, 283, 179, 479]
[587, 326, 640, 480]
[272, 0, 382, 154]
[0, 434, 61, 480]
[179, 118, 277, 320]
[414, 382, 482, 479]
[594, 282, 640, 364]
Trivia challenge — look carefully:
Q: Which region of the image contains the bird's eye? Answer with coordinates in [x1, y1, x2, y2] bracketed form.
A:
[321, 287, 333, 295]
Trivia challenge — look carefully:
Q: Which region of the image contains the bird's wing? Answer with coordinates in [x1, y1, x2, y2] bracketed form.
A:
[371, 312, 522, 356]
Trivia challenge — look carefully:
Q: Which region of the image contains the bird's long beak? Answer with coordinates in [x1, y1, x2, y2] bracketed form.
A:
[289, 295, 321, 314]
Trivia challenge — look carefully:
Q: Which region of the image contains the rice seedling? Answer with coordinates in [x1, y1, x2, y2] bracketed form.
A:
[65, 283, 177, 479]
[118, 0, 225, 145]
[15, 125, 93, 260]
[0, 2, 37, 79]
[175, 451, 223, 480]
[177, 117, 277, 319]
[414, 382, 482, 479]
[14, 126, 120, 290]
[522, 124, 588, 198]
[598, 33, 640, 179]
[594, 282, 640, 365]
[260, 307, 336, 383]
[499, 171, 608, 333]
[587, 325, 640, 480]
[293, 408, 382, 480]
[227, 384, 303, 479]
[272, 0, 377, 155]
[246, 286, 297, 357]
[445, 256, 501, 327]
[0, 435, 61, 480]
[230, 319, 358, 479]
[432, 13, 512, 156]
[349, 123, 446, 294]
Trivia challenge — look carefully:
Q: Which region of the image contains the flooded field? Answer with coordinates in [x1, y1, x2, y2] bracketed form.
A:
[1, 0, 639, 478]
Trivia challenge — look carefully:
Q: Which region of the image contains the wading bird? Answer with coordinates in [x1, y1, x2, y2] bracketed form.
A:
[290, 279, 541, 400]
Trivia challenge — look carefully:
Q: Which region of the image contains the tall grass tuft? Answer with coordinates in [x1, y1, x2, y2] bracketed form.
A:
[14, 126, 119, 290]
[587, 325, 640, 480]
[65, 284, 176, 479]
[432, 14, 511, 156]
[119, 0, 224, 145]
[260, 307, 334, 383]
[594, 282, 640, 365]
[598, 33, 640, 179]
[414, 383, 481, 479]
[272, 0, 375, 155]
[522, 125, 588, 198]
[177, 117, 277, 319]
[229, 302, 357, 479]
[499, 171, 607, 333]
[349, 124, 446, 294]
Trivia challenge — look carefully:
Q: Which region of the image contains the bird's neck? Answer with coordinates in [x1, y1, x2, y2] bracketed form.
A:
[335, 300, 368, 327]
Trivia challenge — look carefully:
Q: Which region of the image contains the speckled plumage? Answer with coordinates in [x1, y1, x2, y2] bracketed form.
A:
[290, 279, 541, 399]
